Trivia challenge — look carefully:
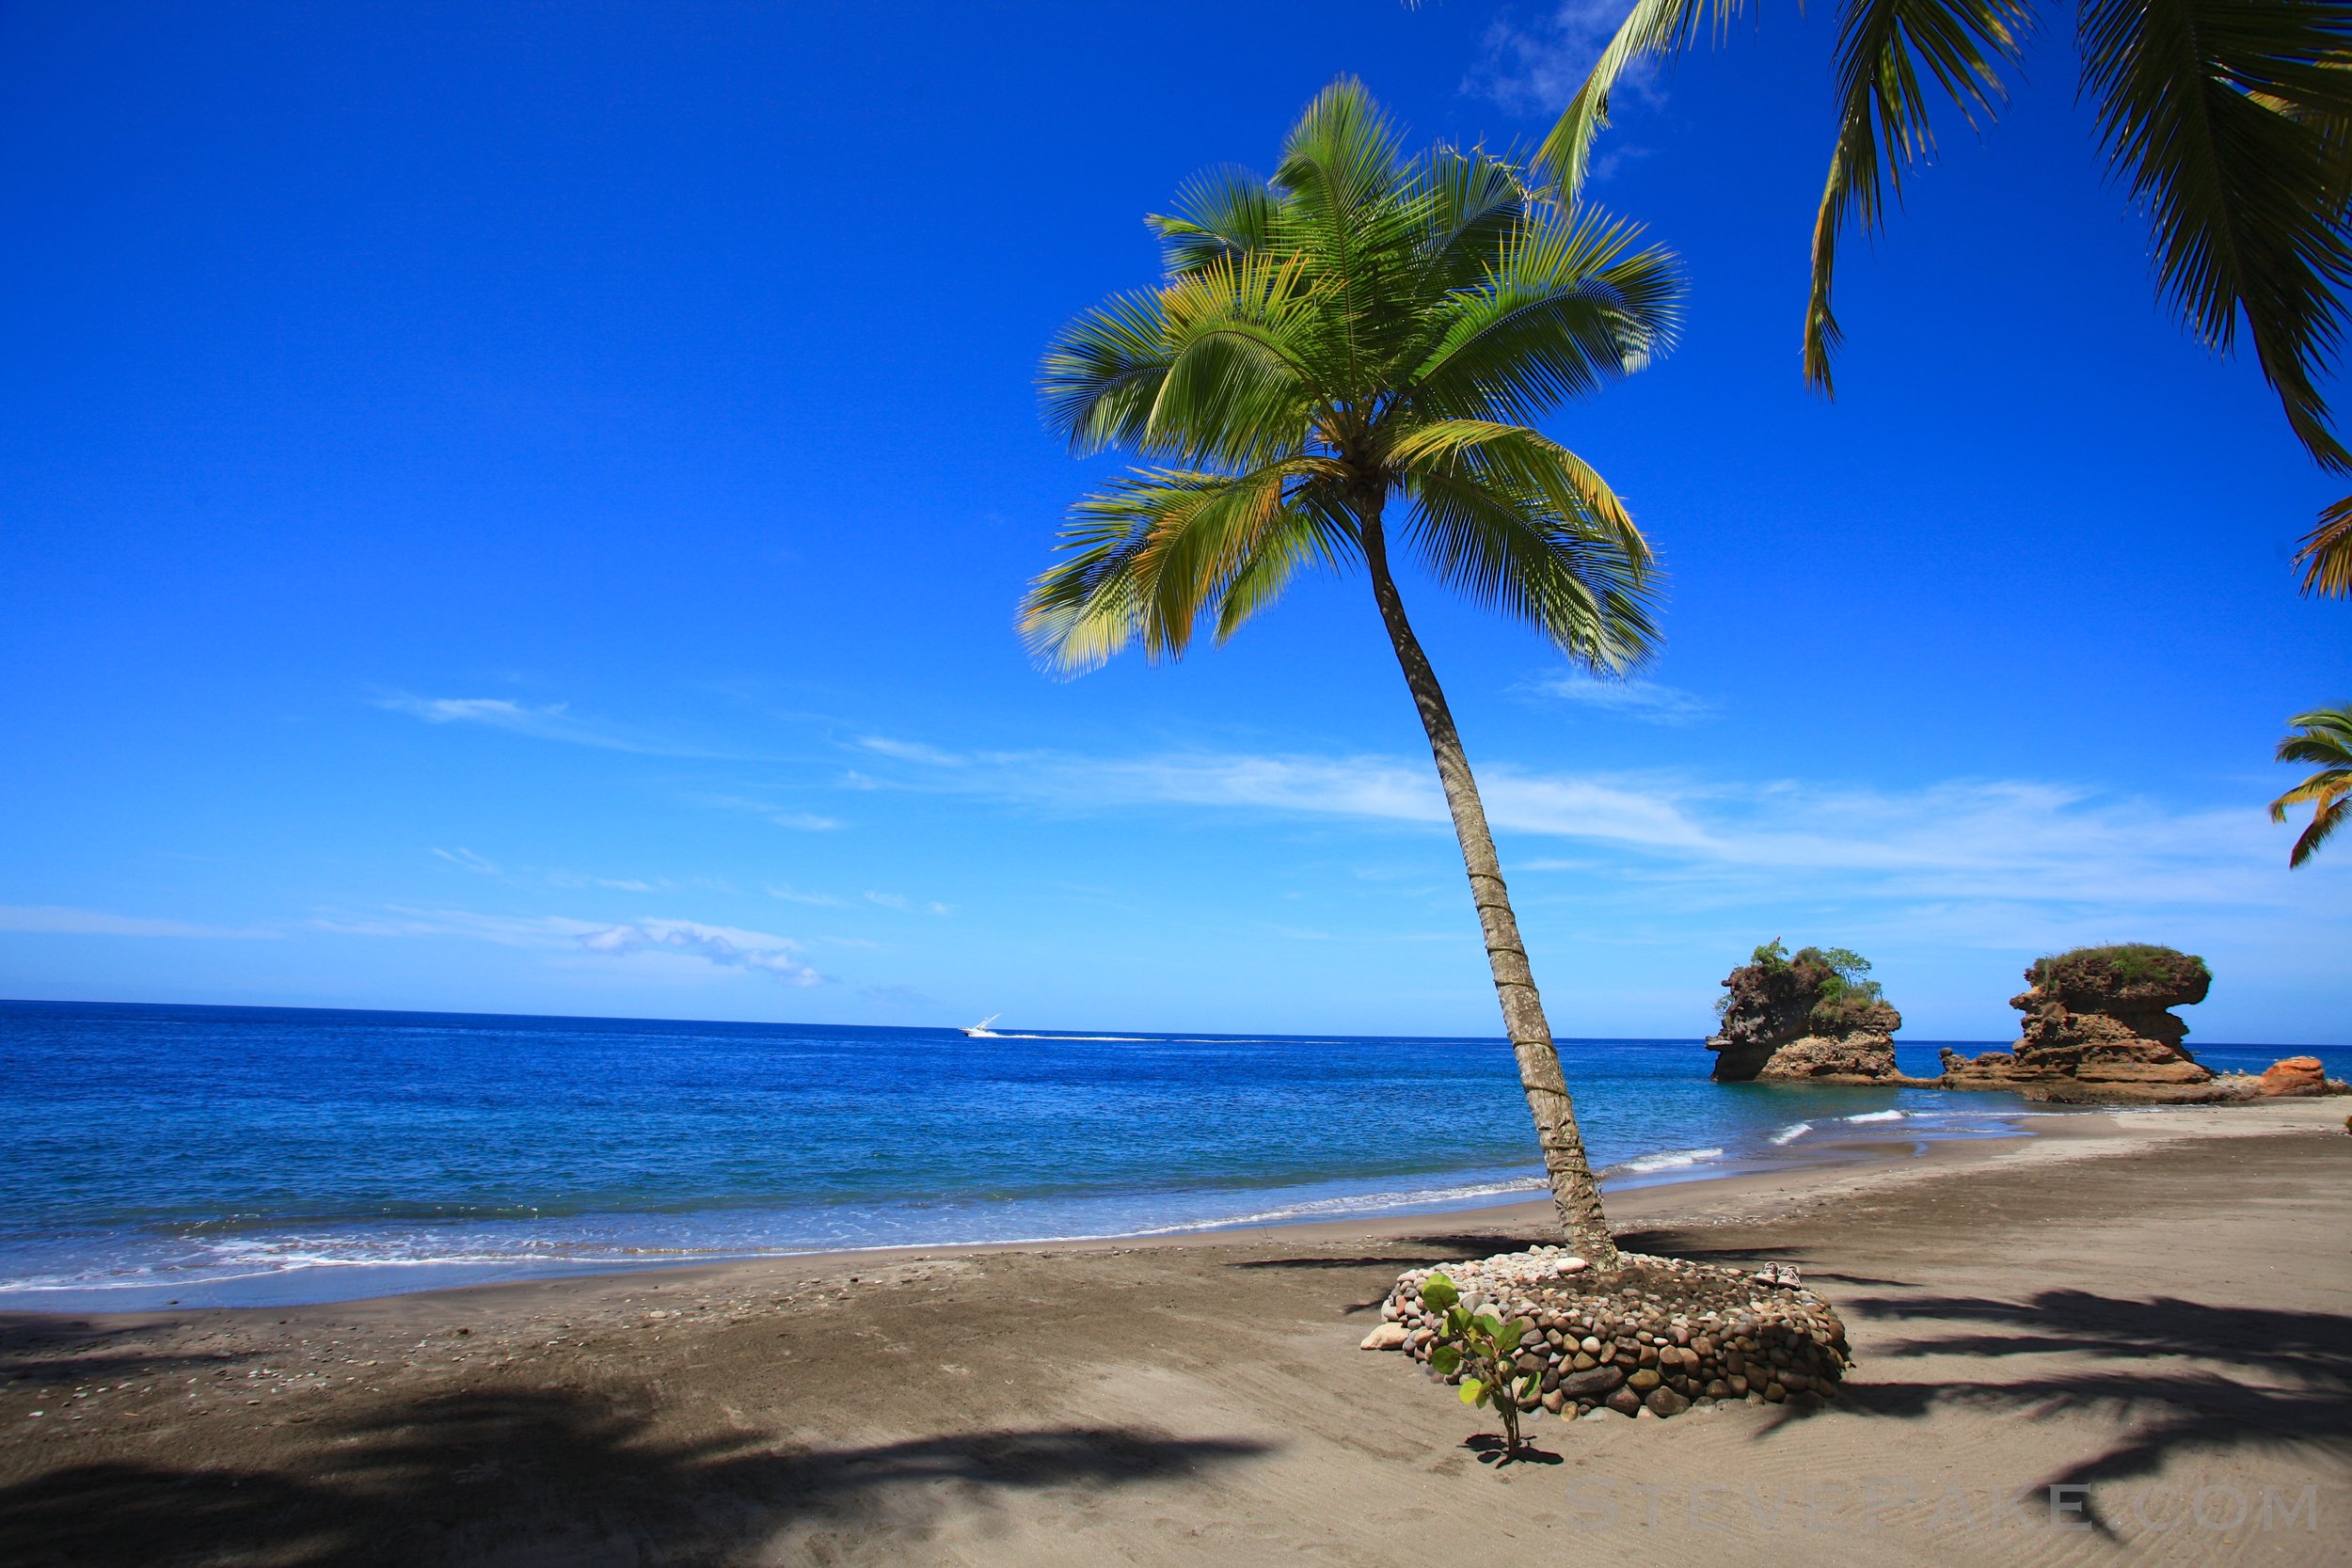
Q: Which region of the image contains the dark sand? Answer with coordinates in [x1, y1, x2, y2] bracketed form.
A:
[3, 1100, 2345, 1565]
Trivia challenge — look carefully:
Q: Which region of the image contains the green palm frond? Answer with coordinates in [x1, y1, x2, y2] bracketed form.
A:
[1148, 255, 1327, 467]
[1805, 0, 2029, 393]
[1021, 461, 1339, 672]
[2079, 0, 2352, 471]
[2295, 491, 2352, 593]
[1384, 419, 1646, 557]
[2268, 704, 2352, 864]
[2288, 793, 2349, 863]
[1401, 467, 1661, 668]
[1411, 212, 1680, 423]
[1537, 0, 1734, 198]
[1148, 166, 1277, 277]
[1041, 292, 1176, 456]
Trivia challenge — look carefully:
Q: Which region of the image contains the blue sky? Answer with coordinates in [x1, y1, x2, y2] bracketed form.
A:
[2, 1, 2344, 1043]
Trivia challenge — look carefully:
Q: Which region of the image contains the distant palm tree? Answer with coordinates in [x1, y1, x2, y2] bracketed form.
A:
[1021, 80, 1681, 1266]
[1545, 0, 2352, 567]
[2270, 705, 2352, 863]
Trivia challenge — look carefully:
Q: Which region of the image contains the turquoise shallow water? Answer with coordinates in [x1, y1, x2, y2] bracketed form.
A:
[0, 1001, 2336, 1309]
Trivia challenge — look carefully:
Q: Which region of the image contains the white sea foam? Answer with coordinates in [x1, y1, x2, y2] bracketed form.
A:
[1845, 1110, 1906, 1123]
[1769, 1121, 1814, 1146]
[1606, 1146, 1726, 1177]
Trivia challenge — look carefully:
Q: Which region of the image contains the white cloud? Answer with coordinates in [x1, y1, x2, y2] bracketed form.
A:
[1526, 673, 1714, 724]
[376, 695, 719, 757]
[844, 735, 2339, 932]
[574, 920, 822, 985]
[1473, 0, 1629, 111]
[432, 847, 501, 875]
[315, 907, 823, 985]
[0, 905, 275, 939]
[769, 884, 849, 907]
[692, 795, 842, 832]
[546, 872, 657, 892]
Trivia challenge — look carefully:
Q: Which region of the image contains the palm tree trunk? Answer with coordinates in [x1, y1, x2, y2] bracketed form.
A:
[1359, 507, 1620, 1268]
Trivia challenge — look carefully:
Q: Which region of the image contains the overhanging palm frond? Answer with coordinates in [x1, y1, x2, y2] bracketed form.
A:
[2079, 0, 2352, 470]
[1806, 0, 2029, 393]
[2268, 704, 2352, 863]
[1538, 0, 1738, 198]
[1147, 256, 1327, 467]
[2295, 491, 2352, 593]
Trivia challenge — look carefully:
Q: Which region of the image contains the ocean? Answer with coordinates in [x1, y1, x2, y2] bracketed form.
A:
[0, 1000, 2335, 1310]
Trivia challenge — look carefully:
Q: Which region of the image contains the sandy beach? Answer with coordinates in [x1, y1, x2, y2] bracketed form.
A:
[3, 1098, 2345, 1566]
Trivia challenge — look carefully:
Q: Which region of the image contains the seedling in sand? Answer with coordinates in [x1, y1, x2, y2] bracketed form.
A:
[1419, 1272, 1542, 1463]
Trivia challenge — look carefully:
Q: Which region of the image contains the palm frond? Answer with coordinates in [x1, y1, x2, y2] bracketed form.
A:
[1146, 256, 1327, 467]
[1147, 165, 1277, 277]
[1040, 291, 1175, 455]
[2294, 491, 2352, 594]
[1805, 0, 2029, 393]
[1538, 0, 1737, 198]
[1383, 419, 1649, 560]
[2288, 792, 2348, 863]
[1019, 462, 1342, 672]
[1410, 213, 1681, 424]
[1401, 468, 1661, 669]
[2079, 0, 2352, 470]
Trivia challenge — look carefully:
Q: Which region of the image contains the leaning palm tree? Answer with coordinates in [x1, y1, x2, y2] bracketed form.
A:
[2270, 705, 2352, 863]
[1545, 0, 2352, 570]
[1020, 80, 1681, 1266]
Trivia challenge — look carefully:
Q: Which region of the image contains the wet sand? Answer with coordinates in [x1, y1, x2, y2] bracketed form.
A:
[3, 1098, 2345, 1565]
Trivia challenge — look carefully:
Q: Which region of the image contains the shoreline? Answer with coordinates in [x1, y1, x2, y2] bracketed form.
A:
[8, 1096, 2328, 1327]
[0, 1097, 2074, 1315]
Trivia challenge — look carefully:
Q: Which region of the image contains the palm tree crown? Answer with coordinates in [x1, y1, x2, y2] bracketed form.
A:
[2270, 704, 2352, 863]
[1023, 79, 1679, 673]
[1023, 79, 1684, 1262]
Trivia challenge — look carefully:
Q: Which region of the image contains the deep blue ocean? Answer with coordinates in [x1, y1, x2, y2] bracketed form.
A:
[0, 1001, 2337, 1310]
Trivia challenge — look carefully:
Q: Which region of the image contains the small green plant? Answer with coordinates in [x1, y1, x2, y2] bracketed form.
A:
[1418, 1272, 1543, 1462]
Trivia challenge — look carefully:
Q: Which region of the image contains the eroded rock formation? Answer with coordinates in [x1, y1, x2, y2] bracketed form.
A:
[1706, 942, 1916, 1084]
[1942, 946, 2347, 1102]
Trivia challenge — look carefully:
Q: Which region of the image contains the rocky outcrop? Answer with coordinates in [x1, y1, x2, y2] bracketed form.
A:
[1942, 946, 2347, 1102]
[2257, 1055, 2334, 1097]
[1707, 942, 1921, 1085]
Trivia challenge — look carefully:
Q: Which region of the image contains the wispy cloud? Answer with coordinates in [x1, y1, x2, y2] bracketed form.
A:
[843, 736, 2335, 927]
[0, 905, 276, 939]
[1469, 0, 1662, 180]
[316, 908, 824, 985]
[432, 847, 501, 875]
[376, 695, 722, 757]
[693, 795, 842, 832]
[1525, 673, 1714, 725]
[1473, 0, 1629, 112]
[574, 920, 822, 984]
[865, 891, 952, 915]
[768, 884, 849, 907]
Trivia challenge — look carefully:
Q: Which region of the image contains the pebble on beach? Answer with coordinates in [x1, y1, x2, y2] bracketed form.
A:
[1373, 1245, 1851, 1423]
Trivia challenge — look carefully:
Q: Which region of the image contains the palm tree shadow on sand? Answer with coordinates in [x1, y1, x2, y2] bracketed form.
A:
[0, 1390, 1272, 1568]
[1743, 1288, 2352, 1531]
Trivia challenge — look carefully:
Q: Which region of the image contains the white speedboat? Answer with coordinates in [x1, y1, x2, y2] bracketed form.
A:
[959, 1014, 1001, 1037]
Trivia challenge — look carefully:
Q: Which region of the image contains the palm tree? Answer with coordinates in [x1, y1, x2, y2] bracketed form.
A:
[2270, 705, 2352, 863]
[1544, 0, 2352, 563]
[1020, 80, 1681, 1267]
